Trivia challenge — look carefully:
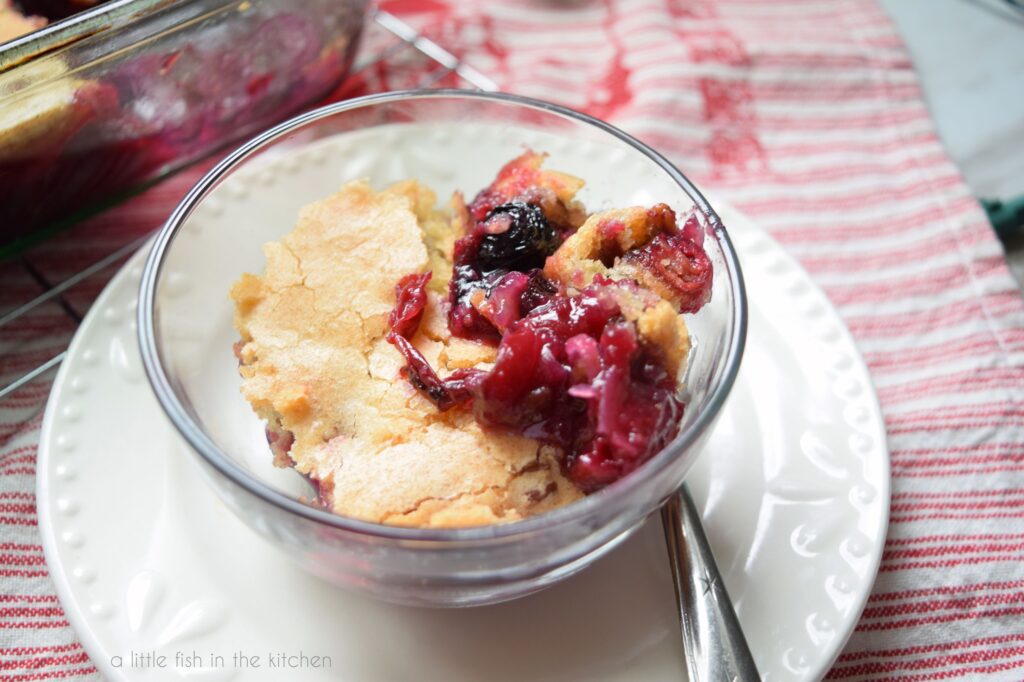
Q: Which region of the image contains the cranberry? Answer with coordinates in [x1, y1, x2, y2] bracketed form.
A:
[448, 265, 504, 343]
[474, 271, 530, 333]
[519, 270, 558, 314]
[386, 273, 473, 411]
[388, 272, 431, 339]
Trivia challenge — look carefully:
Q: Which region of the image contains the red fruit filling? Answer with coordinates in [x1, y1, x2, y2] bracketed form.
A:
[389, 272, 432, 339]
[448, 201, 563, 343]
[390, 271, 689, 492]
[387, 272, 473, 412]
[389, 166, 714, 493]
[469, 282, 684, 492]
[623, 223, 714, 313]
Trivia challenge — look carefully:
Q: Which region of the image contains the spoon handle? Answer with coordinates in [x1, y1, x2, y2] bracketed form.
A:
[661, 486, 761, 682]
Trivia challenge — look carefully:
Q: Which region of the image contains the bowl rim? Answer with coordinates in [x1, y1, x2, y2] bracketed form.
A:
[137, 88, 748, 542]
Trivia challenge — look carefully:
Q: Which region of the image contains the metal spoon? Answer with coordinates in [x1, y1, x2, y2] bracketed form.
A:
[661, 485, 760, 682]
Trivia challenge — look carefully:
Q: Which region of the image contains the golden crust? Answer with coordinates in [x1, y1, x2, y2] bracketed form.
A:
[0, 59, 85, 161]
[634, 300, 691, 377]
[231, 180, 582, 528]
[382, 180, 455, 293]
[545, 205, 692, 377]
[544, 205, 674, 287]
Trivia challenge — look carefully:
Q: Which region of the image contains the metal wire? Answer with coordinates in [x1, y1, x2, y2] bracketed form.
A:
[0, 10, 494, 401]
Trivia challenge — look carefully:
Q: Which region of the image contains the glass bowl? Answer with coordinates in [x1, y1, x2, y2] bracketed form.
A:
[137, 90, 747, 607]
[0, 0, 367, 255]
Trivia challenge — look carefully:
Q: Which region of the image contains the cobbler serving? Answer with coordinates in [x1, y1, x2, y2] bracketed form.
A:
[231, 151, 713, 528]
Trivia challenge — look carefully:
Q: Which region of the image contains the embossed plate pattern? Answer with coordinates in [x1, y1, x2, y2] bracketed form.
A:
[37, 130, 888, 682]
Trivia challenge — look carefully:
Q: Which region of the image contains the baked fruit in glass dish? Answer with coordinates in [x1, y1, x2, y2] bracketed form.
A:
[230, 151, 713, 528]
[0, 0, 365, 254]
[140, 90, 746, 606]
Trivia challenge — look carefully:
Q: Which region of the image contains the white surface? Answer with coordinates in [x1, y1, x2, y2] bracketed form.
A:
[37, 186, 888, 681]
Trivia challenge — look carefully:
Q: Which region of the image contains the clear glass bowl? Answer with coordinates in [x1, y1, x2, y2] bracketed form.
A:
[137, 90, 747, 607]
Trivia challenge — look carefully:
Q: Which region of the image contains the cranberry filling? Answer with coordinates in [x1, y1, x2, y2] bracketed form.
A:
[387, 273, 474, 411]
[564, 321, 684, 490]
[390, 167, 714, 492]
[470, 284, 685, 491]
[448, 201, 563, 343]
[392, 273, 687, 493]
[622, 214, 714, 313]
[389, 272, 431, 338]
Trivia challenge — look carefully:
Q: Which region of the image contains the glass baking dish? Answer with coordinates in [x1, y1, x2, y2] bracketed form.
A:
[0, 0, 367, 256]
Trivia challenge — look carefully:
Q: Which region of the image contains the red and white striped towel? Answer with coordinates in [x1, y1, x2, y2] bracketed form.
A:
[3, 0, 1024, 679]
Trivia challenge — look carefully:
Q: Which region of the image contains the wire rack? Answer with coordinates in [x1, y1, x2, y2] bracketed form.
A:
[0, 10, 495, 403]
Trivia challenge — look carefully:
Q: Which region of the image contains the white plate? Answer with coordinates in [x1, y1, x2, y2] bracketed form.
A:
[38, 172, 888, 680]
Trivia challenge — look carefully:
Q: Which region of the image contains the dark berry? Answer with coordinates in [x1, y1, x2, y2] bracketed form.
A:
[477, 202, 560, 270]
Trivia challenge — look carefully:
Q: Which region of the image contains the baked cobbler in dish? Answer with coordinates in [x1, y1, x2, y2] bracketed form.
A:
[231, 151, 713, 528]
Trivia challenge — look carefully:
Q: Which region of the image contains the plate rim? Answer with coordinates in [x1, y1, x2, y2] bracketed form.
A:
[710, 196, 890, 681]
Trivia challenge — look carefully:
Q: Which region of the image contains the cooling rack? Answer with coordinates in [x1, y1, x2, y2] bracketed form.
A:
[0, 9, 496, 402]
